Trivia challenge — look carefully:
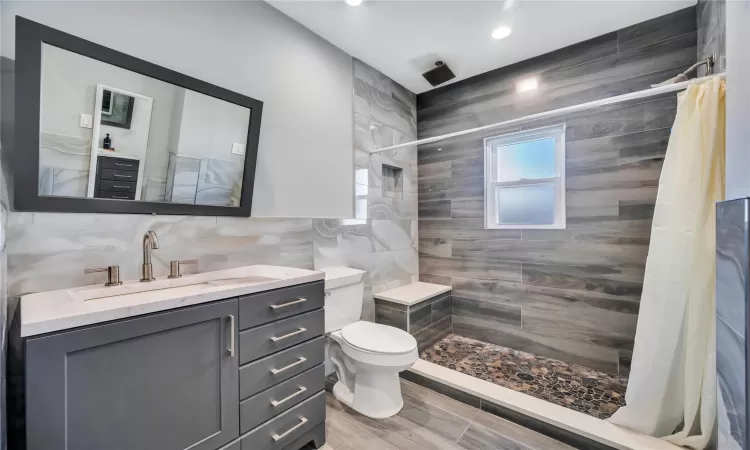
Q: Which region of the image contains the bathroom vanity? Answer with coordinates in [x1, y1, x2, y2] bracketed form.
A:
[8, 265, 327, 450]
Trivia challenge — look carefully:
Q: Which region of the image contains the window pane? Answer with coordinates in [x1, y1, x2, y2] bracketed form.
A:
[496, 138, 556, 181]
[496, 184, 555, 225]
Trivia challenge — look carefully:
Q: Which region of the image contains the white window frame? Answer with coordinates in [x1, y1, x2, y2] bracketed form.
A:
[484, 124, 566, 230]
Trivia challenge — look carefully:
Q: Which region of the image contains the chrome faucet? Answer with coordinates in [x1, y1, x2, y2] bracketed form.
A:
[140, 231, 160, 282]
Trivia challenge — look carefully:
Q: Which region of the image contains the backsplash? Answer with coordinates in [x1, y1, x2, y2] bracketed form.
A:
[6, 213, 313, 296]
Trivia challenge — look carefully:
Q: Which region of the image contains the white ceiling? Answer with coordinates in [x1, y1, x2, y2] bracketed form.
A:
[268, 0, 697, 94]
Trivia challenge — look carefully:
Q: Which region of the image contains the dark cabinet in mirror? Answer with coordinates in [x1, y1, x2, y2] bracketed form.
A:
[14, 17, 263, 216]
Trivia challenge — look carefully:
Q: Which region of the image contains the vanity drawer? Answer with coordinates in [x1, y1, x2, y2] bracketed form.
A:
[240, 364, 324, 433]
[240, 309, 324, 365]
[238, 282, 324, 330]
[101, 157, 139, 171]
[240, 392, 325, 450]
[240, 337, 324, 399]
[100, 168, 138, 182]
[99, 180, 137, 193]
[98, 190, 136, 200]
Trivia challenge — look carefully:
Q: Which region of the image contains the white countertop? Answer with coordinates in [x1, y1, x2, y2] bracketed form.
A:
[374, 282, 451, 306]
[20, 265, 323, 337]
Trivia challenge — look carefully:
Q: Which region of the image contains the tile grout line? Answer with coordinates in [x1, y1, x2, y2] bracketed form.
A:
[454, 422, 470, 444]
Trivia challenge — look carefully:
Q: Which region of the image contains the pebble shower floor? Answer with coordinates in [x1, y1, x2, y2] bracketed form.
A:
[420, 334, 628, 419]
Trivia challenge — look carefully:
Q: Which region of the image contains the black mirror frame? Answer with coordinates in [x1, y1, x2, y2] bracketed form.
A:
[14, 16, 263, 217]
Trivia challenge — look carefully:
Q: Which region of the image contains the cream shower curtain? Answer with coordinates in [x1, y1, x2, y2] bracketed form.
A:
[608, 77, 725, 449]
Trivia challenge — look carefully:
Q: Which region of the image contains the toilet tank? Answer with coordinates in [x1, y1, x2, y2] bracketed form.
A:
[320, 267, 365, 333]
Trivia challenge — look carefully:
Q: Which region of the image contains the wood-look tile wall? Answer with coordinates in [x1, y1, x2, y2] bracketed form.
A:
[416, 7, 697, 374]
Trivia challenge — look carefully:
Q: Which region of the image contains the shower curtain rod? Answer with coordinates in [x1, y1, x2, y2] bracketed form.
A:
[371, 72, 726, 154]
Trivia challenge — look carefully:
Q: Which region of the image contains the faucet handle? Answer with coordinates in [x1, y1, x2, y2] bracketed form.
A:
[168, 260, 197, 279]
[85, 266, 123, 287]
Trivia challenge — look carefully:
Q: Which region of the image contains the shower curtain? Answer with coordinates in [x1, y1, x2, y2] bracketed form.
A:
[608, 77, 725, 449]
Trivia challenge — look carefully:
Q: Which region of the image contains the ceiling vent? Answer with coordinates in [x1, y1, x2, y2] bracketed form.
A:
[422, 61, 455, 87]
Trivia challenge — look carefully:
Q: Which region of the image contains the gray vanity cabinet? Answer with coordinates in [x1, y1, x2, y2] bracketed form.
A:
[24, 299, 240, 450]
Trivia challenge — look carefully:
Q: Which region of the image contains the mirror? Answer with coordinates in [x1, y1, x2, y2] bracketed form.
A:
[15, 17, 262, 216]
[39, 44, 249, 207]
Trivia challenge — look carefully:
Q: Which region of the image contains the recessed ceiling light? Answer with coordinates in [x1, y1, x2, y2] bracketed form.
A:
[346, 0, 362, 6]
[492, 26, 512, 40]
[517, 77, 539, 93]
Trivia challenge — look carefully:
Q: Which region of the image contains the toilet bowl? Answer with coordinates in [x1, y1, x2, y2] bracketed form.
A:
[321, 267, 419, 419]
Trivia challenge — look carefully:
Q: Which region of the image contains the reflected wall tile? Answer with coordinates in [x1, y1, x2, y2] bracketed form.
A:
[39, 133, 91, 171]
[38, 167, 53, 196]
[51, 169, 89, 197]
[355, 113, 395, 153]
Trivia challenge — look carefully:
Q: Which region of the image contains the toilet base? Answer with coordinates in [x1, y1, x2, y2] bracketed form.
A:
[332, 367, 405, 419]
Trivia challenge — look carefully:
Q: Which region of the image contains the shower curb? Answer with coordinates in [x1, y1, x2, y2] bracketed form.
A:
[400, 370, 618, 450]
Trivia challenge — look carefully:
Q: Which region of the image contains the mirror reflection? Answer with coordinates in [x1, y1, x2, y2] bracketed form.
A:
[39, 44, 250, 207]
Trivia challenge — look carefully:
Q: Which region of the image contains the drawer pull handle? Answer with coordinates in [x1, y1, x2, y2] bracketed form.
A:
[270, 297, 306, 310]
[113, 174, 131, 178]
[227, 315, 235, 357]
[113, 185, 130, 189]
[272, 417, 308, 442]
[114, 162, 133, 167]
[271, 357, 307, 375]
[271, 328, 307, 342]
[270, 386, 307, 407]
[112, 196, 130, 200]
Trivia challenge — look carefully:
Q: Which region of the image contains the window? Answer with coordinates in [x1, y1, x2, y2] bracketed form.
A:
[484, 124, 566, 229]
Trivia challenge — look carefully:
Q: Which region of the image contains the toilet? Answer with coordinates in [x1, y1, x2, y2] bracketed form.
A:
[321, 267, 419, 419]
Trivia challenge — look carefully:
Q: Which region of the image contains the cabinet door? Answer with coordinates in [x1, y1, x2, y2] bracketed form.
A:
[25, 299, 240, 450]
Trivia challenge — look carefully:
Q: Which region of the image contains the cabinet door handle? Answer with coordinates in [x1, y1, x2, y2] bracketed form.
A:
[271, 357, 306, 375]
[270, 328, 307, 342]
[270, 297, 306, 310]
[272, 417, 308, 442]
[270, 386, 307, 407]
[227, 315, 235, 357]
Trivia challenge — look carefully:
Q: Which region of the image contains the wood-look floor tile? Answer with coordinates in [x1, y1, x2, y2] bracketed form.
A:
[340, 405, 466, 450]
[458, 424, 534, 450]
[325, 392, 346, 412]
[325, 407, 398, 450]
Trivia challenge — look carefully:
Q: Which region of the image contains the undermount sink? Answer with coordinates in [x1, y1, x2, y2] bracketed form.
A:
[69, 266, 288, 301]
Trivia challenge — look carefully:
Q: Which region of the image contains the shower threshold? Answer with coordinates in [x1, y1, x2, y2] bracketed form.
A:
[409, 337, 681, 450]
[420, 334, 627, 419]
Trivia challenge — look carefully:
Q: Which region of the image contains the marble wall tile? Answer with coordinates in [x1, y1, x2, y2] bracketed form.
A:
[371, 219, 416, 252]
[6, 214, 313, 297]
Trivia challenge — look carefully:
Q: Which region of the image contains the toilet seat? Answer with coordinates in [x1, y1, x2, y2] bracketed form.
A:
[341, 321, 417, 355]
